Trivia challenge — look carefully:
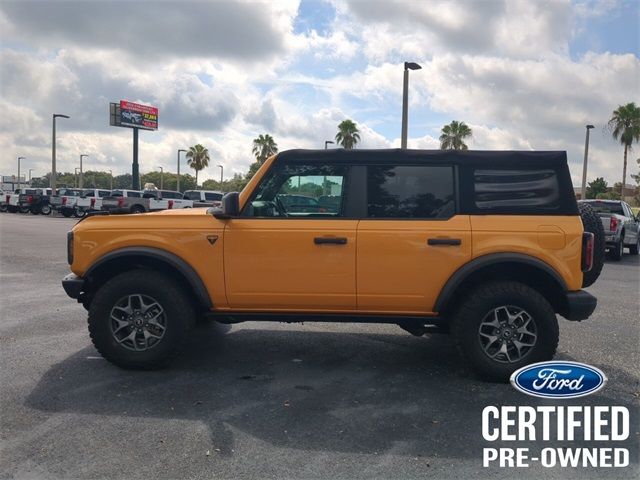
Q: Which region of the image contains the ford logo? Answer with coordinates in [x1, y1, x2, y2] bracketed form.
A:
[510, 361, 606, 399]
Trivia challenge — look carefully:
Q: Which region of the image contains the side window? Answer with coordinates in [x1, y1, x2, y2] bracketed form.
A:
[205, 192, 222, 201]
[367, 165, 455, 219]
[244, 163, 347, 217]
[183, 191, 201, 201]
[98, 190, 110, 197]
[474, 169, 560, 211]
[128, 191, 141, 198]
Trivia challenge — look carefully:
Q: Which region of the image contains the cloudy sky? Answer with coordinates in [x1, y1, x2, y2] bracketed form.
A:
[0, 0, 638, 186]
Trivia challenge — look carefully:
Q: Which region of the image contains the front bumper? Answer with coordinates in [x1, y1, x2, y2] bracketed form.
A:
[561, 290, 597, 321]
[62, 273, 84, 300]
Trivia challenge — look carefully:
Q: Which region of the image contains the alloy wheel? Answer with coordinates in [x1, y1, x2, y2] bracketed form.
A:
[478, 305, 537, 363]
[109, 294, 166, 351]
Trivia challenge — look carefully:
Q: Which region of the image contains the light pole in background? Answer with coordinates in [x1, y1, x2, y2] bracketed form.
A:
[28, 169, 33, 183]
[177, 149, 187, 192]
[17, 156, 25, 189]
[217, 164, 224, 183]
[324, 140, 334, 149]
[108, 169, 113, 190]
[401, 62, 421, 149]
[51, 114, 70, 191]
[79, 154, 88, 189]
[580, 124, 595, 200]
[158, 166, 164, 189]
[74, 167, 80, 187]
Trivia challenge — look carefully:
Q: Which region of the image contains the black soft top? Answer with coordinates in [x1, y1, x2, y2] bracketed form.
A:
[276, 149, 568, 167]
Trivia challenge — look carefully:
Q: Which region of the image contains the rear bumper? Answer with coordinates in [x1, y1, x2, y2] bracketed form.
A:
[561, 290, 597, 321]
[62, 273, 84, 300]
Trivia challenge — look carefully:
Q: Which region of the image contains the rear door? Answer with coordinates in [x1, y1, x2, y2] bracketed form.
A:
[357, 164, 471, 314]
[224, 161, 357, 311]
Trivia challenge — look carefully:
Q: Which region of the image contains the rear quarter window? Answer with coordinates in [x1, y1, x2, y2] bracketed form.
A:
[473, 169, 560, 212]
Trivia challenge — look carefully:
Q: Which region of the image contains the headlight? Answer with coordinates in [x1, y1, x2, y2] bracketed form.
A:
[67, 231, 74, 265]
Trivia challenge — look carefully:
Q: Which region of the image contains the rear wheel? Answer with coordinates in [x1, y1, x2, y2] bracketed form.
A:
[88, 270, 195, 369]
[40, 204, 52, 215]
[452, 281, 559, 382]
[629, 237, 639, 255]
[74, 207, 86, 218]
[578, 203, 604, 287]
[609, 237, 623, 261]
[130, 205, 145, 214]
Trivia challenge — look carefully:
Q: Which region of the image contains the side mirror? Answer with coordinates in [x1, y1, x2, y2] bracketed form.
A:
[214, 192, 240, 219]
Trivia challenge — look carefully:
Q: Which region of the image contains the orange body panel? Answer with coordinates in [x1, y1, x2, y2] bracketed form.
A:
[71, 208, 229, 308]
[470, 216, 584, 291]
[357, 216, 472, 313]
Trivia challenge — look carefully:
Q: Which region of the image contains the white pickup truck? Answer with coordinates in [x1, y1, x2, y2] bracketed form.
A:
[101, 189, 193, 214]
[1, 189, 25, 213]
[579, 199, 639, 260]
[50, 188, 84, 217]
[183, 190, 223, 208]
[75, 189, 113, 216]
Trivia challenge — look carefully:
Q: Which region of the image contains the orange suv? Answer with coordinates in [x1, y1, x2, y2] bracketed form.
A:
[62, 149, 604, 381]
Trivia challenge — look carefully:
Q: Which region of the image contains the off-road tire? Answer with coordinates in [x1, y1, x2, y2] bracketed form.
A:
[629, 236, 639, 255]
[451, 281, 559, 382]
[579, 203, 605, 287]
[88, 269, 196, 369]
[609, 237, 623, 261]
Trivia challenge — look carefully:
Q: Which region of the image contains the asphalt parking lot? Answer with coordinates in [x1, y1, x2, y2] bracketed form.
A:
[1, 213, 638, 480]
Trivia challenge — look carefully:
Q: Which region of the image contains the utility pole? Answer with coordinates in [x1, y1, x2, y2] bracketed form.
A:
[580, 125, 595, 200]
[51, 114, 70, 191]
[401, 62, 421, 149]
[79, 154, 88, 189]
[177, 149, 186, 192]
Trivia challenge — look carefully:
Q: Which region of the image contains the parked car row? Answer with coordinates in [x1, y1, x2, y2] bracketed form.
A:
[0, 187, 223, 216]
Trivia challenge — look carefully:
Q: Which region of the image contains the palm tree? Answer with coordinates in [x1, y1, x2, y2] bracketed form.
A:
[335, 119, 360, 149]
[252, 134, 278, 164]
[185, 144, 210, 188]
[607, 102, 640, 196]
[439, 121, 473, 150]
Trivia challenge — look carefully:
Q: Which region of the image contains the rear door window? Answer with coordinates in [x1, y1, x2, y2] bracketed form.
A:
[205, 192, 223, 201]
[366, 165, 455, 219]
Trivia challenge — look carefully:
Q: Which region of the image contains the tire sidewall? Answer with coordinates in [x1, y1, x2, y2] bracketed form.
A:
[89, 273, 192, 367]
[41, 204, 52, 215]
[455, 284, 558, 381]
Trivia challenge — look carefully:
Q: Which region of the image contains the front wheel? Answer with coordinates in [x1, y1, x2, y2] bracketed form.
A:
[40, 204, 52, 215]
[88, 270, 195, 369]
[452, 281, 559, 382]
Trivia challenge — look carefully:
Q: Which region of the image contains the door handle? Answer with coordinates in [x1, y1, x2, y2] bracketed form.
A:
[314, 237, 348, 245]
[428, 238, 461, 246]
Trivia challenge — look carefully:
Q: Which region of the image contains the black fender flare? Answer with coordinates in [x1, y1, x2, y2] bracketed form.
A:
[434, 253, 568, 313]
[85, 247, 212, 309]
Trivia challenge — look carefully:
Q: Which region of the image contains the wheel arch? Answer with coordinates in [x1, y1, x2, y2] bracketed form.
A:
[434, 253, 569, 316]
[83, 247, 212, 311]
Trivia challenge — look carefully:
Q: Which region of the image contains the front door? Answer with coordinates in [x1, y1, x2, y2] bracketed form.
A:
[357, 164, 472, 314]
[224, 161, 357, 311]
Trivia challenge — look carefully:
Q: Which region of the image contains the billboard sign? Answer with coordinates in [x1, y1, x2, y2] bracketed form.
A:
[118, 100, 158, 130]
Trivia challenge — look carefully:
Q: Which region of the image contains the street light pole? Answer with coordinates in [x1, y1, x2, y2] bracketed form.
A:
[581, 124, 595, 200]
[79, 154, 88, 189]
[28, 169, 33, 183]
[217, 164, 223, 183]
[51, 114, 70, 192]
[401, 62, 422, 149]
[324, 140, 334, 149]
[177, 149, 187, 192]
[74, 167, 80, 187]
[17, 156, 25, 189]
[108, 169, 113, 190]
[158, 166, 164, 189]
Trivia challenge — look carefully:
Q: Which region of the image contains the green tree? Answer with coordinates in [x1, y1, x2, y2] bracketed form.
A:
[247, 134, 278, 181]
[185, 144, 211, 188]
[596, 191, 621, 200]
[335, 119, 360, 149]
[439, 121, 473, 150]
[586, 177, 608, 199]
[607, 102, 640, 195]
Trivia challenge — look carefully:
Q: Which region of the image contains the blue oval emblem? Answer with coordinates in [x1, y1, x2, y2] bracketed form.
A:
[510, 361, 606, 399]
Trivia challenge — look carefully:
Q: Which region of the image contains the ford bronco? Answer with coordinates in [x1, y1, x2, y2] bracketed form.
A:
[62, 149, 604, 381]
